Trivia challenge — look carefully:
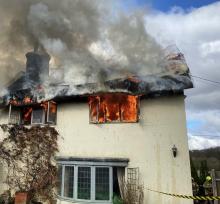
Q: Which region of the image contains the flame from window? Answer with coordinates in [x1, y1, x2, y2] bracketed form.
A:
[40, 102, 48, 111]
[23, 96, 32, 104]
[89, 94, 139, 123]
[49, 101, 57, 114]
[22, 107, 33, 123]
[9, 100, 57, 125]
[9, 96, 33, 106]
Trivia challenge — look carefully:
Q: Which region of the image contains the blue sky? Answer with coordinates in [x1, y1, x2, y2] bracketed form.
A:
[133, 0, 220, 11]
[187, 120, 204, 133]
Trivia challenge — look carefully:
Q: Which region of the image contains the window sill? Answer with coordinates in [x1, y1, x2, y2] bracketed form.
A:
[57, 196, 112, 204]
[8, 123, 56, 126]
[89, 120, 139, 124]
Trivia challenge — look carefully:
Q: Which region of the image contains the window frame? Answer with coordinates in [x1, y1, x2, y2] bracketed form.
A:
[31, 108, 45, 125]
[8, 105, 21, 125]
[59, 164, 113, 203]
[8, 101, 57, 126]
[95, 166, 112, 201]
[89, 95, 140, 124]
[46, 101, 57, 124]
[62, 165, 75, 199]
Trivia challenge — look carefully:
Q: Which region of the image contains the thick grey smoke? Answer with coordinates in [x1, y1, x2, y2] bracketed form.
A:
[0, 0, 189, 96]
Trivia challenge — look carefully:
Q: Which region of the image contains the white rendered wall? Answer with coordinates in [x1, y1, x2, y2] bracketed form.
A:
[56, 95, 193, 204]
[0, 108, 9, 194]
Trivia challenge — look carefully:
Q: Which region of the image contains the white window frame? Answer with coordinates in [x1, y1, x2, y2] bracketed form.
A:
[47, 101, 57, 124]
[58, 164, 113, 203]
[8, 104, 21, 125]
[8, 101, 57, 126]
[31, 108, 45, 125]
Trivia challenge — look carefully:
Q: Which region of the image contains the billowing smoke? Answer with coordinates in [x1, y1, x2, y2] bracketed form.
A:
[0, 0, 190, 99]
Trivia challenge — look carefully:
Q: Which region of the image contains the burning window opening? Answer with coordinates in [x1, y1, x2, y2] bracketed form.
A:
[8, 101, 57, 125]
[9, 94, 36, 107]
[47, 101, 57, 124]
[89, 94, 139, 124]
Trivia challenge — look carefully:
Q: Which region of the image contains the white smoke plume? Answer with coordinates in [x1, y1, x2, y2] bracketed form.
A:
[0, 0, 189, 95]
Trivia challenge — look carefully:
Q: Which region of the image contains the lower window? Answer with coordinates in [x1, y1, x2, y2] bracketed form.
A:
[58, 165, 112, 202]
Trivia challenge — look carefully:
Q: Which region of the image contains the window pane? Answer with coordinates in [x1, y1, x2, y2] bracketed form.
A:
[77, 167, 91, 200]
[95, 167, 110, 200]
[89, 97, 98, 123]
[32, 108, 45, 124]
[47, 101, 57, 124]
[57, 165, 62, 196]
[121, 95, 139, 122]
[64, 166, 74, 198]
[21, 107, 32, 125]
[9, 107, 20, 124]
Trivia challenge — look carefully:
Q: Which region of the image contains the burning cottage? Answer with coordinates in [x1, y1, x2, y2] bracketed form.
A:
[0, 47, 193, 204]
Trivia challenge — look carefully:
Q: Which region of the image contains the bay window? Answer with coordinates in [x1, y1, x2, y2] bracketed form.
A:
[58, 165, 113, 202]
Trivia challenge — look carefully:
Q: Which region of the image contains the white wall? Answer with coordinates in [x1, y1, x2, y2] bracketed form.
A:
[56, 95, 193, 204]
[0, 108, 9, 194]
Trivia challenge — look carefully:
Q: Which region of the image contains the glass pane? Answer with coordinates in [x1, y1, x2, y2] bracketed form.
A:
[77, 167, 91, 200]
[9, 107, 20, 124]
[95, 167, 110, 200]
[21, 107, 32, 125]
[64, 166, 74, 198]
[57, 165, 62, 196]
[32, 108, 44, 124]
[89, 97, 99, 123]
[47, 101, 57, 124]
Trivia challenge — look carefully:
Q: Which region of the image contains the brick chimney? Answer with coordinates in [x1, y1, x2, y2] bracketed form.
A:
[25, 50, 50, 86]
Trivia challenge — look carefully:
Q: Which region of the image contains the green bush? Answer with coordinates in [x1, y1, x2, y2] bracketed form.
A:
[113, 195, 123, 204]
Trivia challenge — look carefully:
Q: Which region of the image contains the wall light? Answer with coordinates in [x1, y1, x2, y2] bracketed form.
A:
[172, 145, 177, 158]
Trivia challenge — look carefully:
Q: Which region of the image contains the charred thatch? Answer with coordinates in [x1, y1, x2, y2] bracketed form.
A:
[0, 47, 193, 107]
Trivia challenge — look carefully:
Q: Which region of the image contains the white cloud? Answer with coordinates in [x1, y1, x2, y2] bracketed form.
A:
[144, 2, 220, 149]
[200, 40, 220, 57]
[188, 134, 220, 150]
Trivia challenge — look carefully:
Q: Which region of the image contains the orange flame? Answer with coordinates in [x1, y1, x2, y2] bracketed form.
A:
[9, 96, 33, 106]
[49, 101, 57, 113]
[23, 96, 32, 104]
[10, 99, 19, 106]
[89, 94, 139, 123]
[40, 101, 48, 111]
[23, 107, 33, 122]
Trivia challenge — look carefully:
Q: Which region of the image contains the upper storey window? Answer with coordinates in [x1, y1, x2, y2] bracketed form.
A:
[89, 94, 139, 124]
[32, 108, 45, 124]
[8, 101, 57, 125]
